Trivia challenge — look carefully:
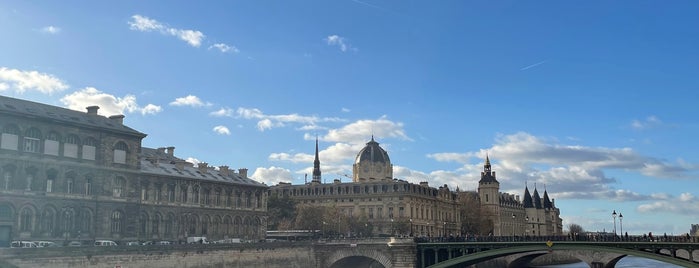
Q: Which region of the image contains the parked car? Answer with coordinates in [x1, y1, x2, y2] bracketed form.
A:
[156, 241, 172, 245]
[94, 240, 118, 246]
[67, 241, 82, 247]
[186, 236, 210, 244]
[34, 241, 58, 248]
[11, 241, 38, 248]
[141, 241, 154, 246]
[126, 241, 140, 246]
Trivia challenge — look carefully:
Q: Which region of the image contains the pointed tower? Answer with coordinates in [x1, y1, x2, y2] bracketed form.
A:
[543, 189, 553, 209]
[532, 187, 543, 209]
[311, 137, 322, 184]
[478, 154, 501, 234]
[523, 185, 534, 208]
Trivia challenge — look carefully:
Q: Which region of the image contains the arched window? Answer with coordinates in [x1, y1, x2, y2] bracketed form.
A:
[180, 185, 188, 203]
[201, 216, 210, 235]
[82, 137, 97, 160]
[20, 207, 34, 232]
[41, 207, 55, 235]
[23, 128, 41, 153]
[44, 131, 60, 156]
[62, 208, 74, 234]
[213, 216, 221, 236]
[111, 210, 123, 233]
[193, 185, 200, 204]
[113, 177, 125, 197]
[245, 192, 252, 208]
[165, 213, 174, 237]
[214, 189, 221, 206]
[139, 213, 148, 236]
[79, 208, 92, 235]
[2, 166, 15, 190]
[65, 171, 76, 194]
[46, 169, 58, 193]
[1, 124, 20, 150]
[0, 204, 13, 220]
[113, 141, 128, 164]
[152, 214, 161, 236]
[223, 216, 231, 236]
[84, 176, 93, 196]
[63, 134, 80, 158]
[203, 188, 210, 205]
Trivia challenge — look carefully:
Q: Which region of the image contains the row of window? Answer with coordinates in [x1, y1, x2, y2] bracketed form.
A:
[0, 124, 131, 164]
[272, 183, 440, 197]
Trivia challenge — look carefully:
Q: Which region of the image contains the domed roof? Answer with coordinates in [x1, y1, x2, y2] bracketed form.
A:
[354, 136, 390, 165]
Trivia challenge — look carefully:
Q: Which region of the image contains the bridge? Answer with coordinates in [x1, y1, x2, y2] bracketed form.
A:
[0, 237, 697, 267]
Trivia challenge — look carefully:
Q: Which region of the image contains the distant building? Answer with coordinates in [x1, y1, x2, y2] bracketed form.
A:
[475, 155, 563, 236]
[269, 137, 460, 237]
[691, 224, 699, 236]
[0, 95, 267, 246]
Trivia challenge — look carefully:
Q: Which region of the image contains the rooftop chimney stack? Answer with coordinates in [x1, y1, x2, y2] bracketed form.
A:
[109, 115, 125, 124]
[86, 106, 99, 115]
[167, 146, 175, 157]
[219, 166, 230, 176]
[238, 168, 248, 178]
[198, 162, 209, 173]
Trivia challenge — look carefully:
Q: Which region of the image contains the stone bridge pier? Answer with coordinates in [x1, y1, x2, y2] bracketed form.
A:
[504, 250, 624, 268]
[314, 238, 417, 268]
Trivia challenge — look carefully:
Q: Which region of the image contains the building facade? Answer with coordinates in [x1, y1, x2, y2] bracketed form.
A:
[269, 137, 461, 237]
[0, 95, 267, 246]
[475, 155, 563, 236]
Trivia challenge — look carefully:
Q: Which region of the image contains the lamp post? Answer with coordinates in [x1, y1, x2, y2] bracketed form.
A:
[512, 214, 516, 241]
[409, 218, 413, 237]
[619, 213, 623, 240]
[390, 218, 394, 236]
[525, 216, 529, 239]
[443, 221, 446, 238]
[612, 210, 617, 238]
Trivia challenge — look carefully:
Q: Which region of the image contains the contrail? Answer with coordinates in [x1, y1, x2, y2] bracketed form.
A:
[520, 60, 547, 71]
[352, 0, 389, 12]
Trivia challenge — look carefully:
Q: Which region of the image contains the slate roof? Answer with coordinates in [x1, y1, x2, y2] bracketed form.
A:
[0, 95, 146, 137]
[139, 147, 266, 188]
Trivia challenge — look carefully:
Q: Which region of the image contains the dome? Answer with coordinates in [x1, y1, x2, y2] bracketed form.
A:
[354, 136, 390, 165]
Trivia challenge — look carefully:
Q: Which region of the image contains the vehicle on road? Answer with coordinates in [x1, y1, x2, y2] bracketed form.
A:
[94, 240, 118, 246]
[11, 241, 38, 248]
[186, 236, 210, 244]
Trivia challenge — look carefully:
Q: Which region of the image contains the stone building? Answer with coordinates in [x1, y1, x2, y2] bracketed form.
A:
[475, 155, 563, 236]
[0, 95, 267, 246]
[269, 137, 461, 237]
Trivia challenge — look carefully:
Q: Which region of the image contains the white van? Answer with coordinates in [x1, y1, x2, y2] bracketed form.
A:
[11, 241, 38, 248]
[94, 240, 118, 246]
[35, 241, 57, 248]
[186, 236, 210, 244]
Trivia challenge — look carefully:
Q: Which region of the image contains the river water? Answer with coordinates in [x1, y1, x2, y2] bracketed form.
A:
[536, 255, 682, 267]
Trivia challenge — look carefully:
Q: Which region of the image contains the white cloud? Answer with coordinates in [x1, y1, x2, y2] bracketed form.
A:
[0, 67, 69, 94]
[213, 125, 231, 135]
[128, 15, 205, 47]
[251, 166, 294, 185]
[235, 107, 346, 132]
[60, 87, 162, 116]
[323, 116, 411, 144]
[630, 116, 662, 130]
[41, 26, 61, 34]
[209, 107, 235, 117]
[169, 95, 209, 107]
[638, 193, 699, 215]
[325, 35, 357, 52]
[209, 43, 239, 53]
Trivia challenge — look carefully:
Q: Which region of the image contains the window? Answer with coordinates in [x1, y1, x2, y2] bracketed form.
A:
[0, 205, 12, 219]
[154, 185, 161, 201]
[113, 177, 125, 197]
[82, 138, 97, 160]
[1, 124, 19, 150]
[46, 179, 53, 193]
[64, 135, 79, 158]
[66, 178, 74, 194]
[377, 207, 383, 219]
[113, 141, 127, 164]
[167, 185, 175, 202]
[165, 214, 174, 237]
[44, 132, 59, 156]
[215, 190, 221, 206]
[79, 209, 92, 234]
[23, 128, 41, 153]
[20, 207, 33, 232]
[193, 186, 200, 204]
[152, 214, 160, 235]
[139, 213, 147, 235]
[388, 207, 394, 219]
[245, 192, 252, 208]
[203, 189, 210, 205]
[111, 211, 123, 233]
[84, 178, 92, 195]
[399, 207, 405, 218]
[141, 185, 149, 200]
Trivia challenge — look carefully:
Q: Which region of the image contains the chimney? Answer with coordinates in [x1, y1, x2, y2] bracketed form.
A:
[238, 168, 248, 178]
[175, 160, 185, 171]
[198, 162, 209, 173]
[157, 147, 166, 154]
[86, 106, 99, 115]
[109, 115, 125, 124]
[167, 146, 175, 157]
[219, 166, 229, 176]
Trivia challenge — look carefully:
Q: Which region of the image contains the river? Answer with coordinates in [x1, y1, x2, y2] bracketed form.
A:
[536, 255, 682, 268]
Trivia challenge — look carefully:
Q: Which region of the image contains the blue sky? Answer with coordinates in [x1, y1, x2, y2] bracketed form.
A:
[1, 1, 698, 235]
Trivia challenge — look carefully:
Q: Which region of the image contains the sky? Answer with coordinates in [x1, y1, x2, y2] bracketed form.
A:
[1, 0, 698, 236]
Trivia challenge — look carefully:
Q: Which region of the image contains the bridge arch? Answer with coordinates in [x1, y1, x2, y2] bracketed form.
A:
[427, 244, 696, 268]
[325, 248, 393, 268]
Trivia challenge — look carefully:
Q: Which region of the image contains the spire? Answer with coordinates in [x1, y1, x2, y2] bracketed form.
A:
[478, 154, 498, 184]
[312, 137, 321, 184]
[523, 185, 534, 208]
[532, 185, 543, 209]
[543, 187, 553, 209]
[485, 152, 490, 166]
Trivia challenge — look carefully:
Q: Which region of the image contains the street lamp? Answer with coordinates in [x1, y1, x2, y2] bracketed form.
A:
[512, 214, 516, 241]
[525, 216, 529, 238]
[390, 218, 394, 236]
[612, 210, 617, 237]
[619, 213, 623, 240]
[409, 219, 413, 237]
[443, 222, 446, 238]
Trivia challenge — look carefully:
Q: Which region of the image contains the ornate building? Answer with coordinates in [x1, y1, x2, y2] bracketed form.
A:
[269, 137, 461, 237]
[0, 95, 267, 246]
[475, 155, 563, 236]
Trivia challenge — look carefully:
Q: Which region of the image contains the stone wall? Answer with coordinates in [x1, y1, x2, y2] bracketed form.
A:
[0, 243, 317, 268]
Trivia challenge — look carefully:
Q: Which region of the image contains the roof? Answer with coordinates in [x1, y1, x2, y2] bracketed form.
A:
[139, 147, 266, 188]
[0, 95, 146, 137]
[354, 136, 391, 164]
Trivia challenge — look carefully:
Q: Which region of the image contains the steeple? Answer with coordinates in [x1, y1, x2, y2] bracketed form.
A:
[523, 184, 534, 208]
[312, 137, 321, 184]
[478, 153, 498, 183]
[532, 185, 543, 209]
[543, 187, 553, 209]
